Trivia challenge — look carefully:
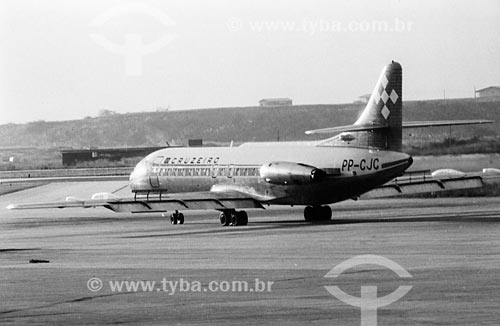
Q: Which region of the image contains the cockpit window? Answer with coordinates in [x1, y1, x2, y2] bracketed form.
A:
[152, 156, 164, 166]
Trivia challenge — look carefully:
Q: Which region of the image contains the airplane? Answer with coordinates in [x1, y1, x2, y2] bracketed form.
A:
[7, 61, 498, 226]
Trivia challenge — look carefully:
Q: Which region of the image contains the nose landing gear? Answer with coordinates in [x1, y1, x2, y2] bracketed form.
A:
[304, 205, 332, 222]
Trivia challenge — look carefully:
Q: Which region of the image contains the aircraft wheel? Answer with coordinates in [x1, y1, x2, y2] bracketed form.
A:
[237, 211, 248, 226]
[170, 213, 177, 225]
[304, 206, 314, 222]
[304, 206, 331, 222]
[219, 211, 230, 226]
[230, 211, 238, 226]
[177, 213, 184, 224]
[320, 205, 332, 221]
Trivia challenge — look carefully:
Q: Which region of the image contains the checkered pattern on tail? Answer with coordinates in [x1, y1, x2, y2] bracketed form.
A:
[354, 61, 403, 151]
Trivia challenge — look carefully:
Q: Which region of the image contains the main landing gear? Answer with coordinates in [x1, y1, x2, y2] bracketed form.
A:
[169, 210, 184, 225]
[303, 205, 332, 223]
[163, 209, 248, 226]
[219, 210, 248, 226]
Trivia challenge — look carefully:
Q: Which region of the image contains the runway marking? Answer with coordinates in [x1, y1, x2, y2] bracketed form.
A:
[0, 292, 131, 317]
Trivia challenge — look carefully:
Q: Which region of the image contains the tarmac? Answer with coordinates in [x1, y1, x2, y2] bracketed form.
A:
[1, 181, 500, 325]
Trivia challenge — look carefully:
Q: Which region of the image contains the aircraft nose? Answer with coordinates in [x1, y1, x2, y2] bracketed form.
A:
[129, 161, 149, 190]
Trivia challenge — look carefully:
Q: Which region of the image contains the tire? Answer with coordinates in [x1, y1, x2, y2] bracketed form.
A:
[304, 206, 314, 222]
[171, 213, 177, 225]
[178, 213, 184, 224]
[230, 211, 238, 226]
[219, 212, 230, 226]
[237, 211, 248, 226]
[321, 206, 332, 221]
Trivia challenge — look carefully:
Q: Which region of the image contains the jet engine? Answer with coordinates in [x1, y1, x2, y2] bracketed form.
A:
[260, 162, 326, 185]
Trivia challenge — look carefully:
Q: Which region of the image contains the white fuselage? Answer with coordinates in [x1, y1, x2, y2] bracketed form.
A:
[129, 141, 412, 206]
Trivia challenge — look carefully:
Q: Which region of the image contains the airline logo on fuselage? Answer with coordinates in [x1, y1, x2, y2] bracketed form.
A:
[164, 156, 221, 165]
[341, 158, 380, 172]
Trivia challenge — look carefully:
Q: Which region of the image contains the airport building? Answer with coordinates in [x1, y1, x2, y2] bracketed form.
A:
[259, 98, 293, 107]
[475, 86, 500, 98]
[60, 140, 203, 166]
[188, 139, 203, 147]
[60, 147, 166, 166]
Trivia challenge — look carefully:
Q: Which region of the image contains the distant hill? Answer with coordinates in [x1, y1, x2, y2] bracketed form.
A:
[1, 97, 499, 148]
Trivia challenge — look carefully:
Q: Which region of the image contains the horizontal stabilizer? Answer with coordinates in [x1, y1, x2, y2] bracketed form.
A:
[402, 120, 493, 128]
[305, 120, 493, 135]
[305, 123, 388, 135]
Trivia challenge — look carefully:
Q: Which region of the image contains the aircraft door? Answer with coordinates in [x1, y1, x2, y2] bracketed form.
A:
[149, 156, 163, 188]
[149, 174, 160, 188]
[149, 167, 160, 188]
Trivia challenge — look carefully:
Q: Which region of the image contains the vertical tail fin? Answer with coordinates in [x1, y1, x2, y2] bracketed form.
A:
[309, 62, 491, 151]
[354, 61, 403, 151]
[306, 61, 403, 151]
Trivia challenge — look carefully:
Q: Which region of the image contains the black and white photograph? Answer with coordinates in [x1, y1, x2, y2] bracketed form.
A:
[1, 0, 500, 325]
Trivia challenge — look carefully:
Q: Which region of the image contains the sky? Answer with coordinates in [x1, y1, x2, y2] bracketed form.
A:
[0, 0, 499, 124]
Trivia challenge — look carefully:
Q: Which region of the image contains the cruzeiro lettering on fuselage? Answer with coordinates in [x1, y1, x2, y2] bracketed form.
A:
[164, 156, 221, 165]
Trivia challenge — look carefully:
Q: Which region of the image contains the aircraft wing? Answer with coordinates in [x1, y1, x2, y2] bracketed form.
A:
[362, 168, 500, 198]
[0, 176, 131, 196]
[7, 190, 265, 213]
[1, 175, 130, 184]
